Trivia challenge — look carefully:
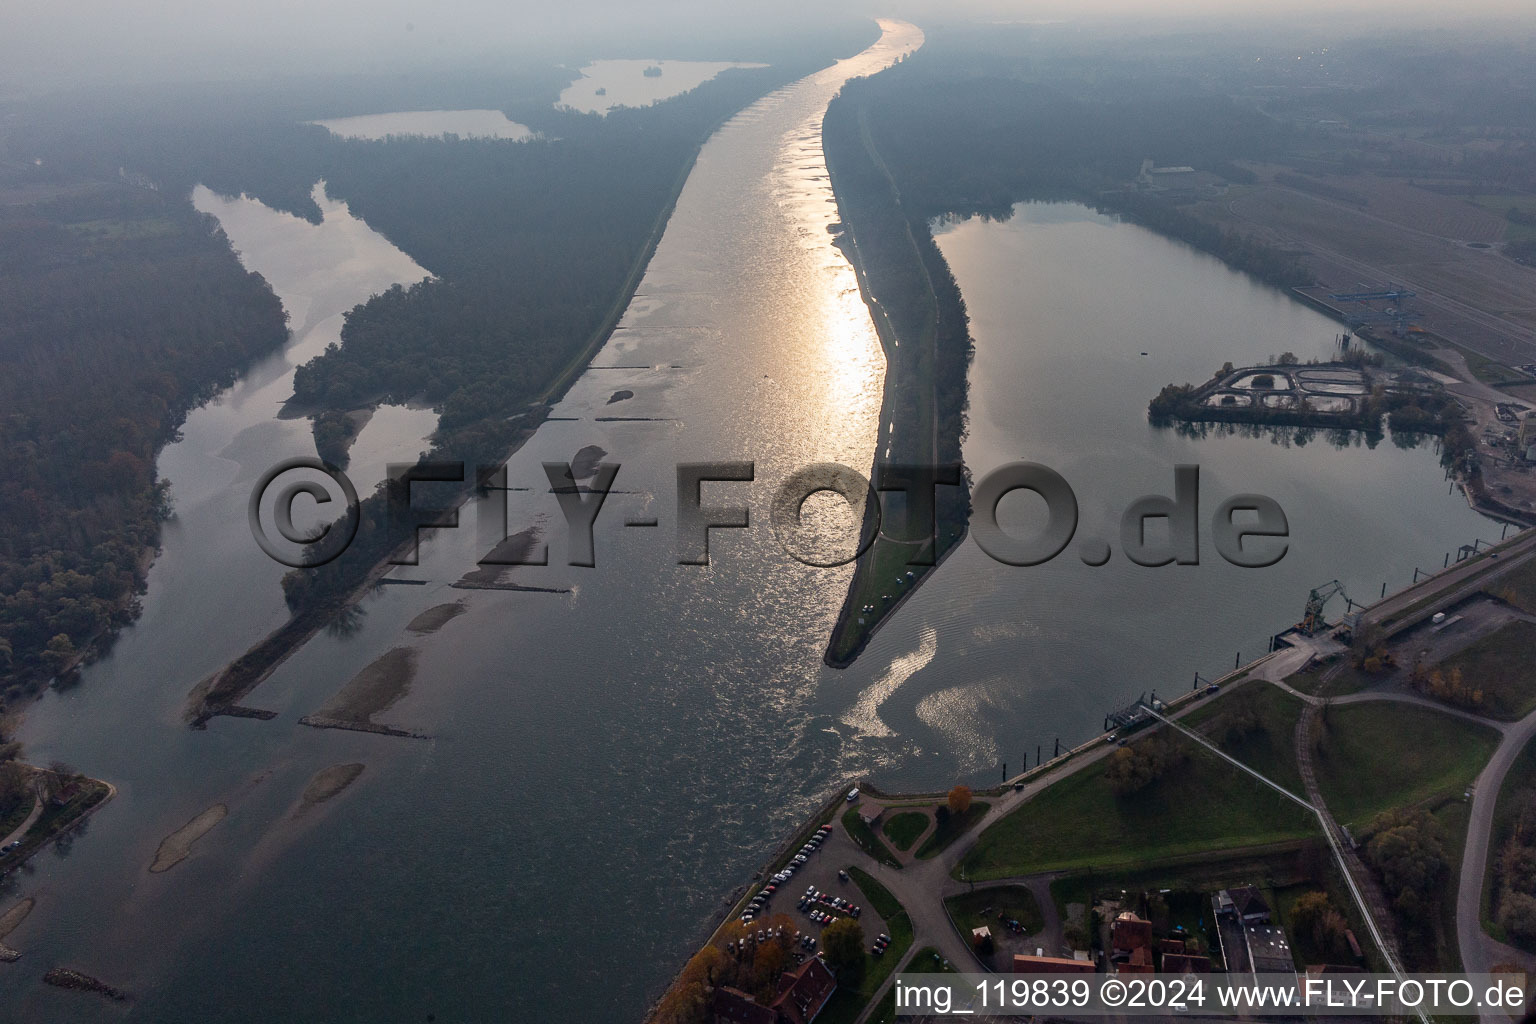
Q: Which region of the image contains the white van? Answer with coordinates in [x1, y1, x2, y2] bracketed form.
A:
[846, 787, 859, 802]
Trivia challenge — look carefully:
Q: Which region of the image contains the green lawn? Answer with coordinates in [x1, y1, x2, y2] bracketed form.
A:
[1312, 702, 1498, 828]
[843, 808, 901, 868]
[1182, 682, 1307, 797]
[958, 739, 1319, 880]
[1284, 664, 1374, 698]
[866, 946, 956, 1024]
[882, 810, 930, 852]
[819, 868, 915, 1024]
[944, 884, 1044, 939]
[916, 802, 989, 859]
[848, 866, 903, 922]
[1438, 620, 1536, 719]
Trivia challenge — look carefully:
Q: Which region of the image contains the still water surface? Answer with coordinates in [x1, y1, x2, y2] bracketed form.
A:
[1, 22, 1495, 1024]
[557, 59, 768, 115]
[311, 109, 535, 141]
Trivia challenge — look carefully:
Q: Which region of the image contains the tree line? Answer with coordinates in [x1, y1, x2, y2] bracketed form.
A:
[0, 187, 289, 713]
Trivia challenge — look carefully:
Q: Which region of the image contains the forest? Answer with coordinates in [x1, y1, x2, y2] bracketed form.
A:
[0, 186, 289, 707]
[832, 64, 1312, 289]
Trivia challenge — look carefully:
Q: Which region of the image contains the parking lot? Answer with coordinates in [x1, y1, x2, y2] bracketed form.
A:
[730, 812, 894, 966]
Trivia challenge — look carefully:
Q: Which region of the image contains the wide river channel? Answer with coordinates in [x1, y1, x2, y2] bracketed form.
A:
[0, 19, 1496, 1023]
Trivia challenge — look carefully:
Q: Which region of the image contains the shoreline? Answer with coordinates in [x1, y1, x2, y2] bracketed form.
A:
[820, 91, 972, 669]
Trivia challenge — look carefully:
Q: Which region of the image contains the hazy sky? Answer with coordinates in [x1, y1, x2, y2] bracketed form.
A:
[7, 0, 1534, 92]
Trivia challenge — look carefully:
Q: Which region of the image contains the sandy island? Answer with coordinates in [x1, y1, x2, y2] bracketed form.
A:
[405, 602, 466, 635]
[0, 896, 33, 960]
[296, 763, 365, 816]
[455, 527, 543, 587]
[570, 444, 607, 480]
[149, 804, 227, 873]
[311, 647, 416, 725]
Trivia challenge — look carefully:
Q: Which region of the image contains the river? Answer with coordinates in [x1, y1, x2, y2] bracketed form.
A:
[0, 20, 1496, 1024]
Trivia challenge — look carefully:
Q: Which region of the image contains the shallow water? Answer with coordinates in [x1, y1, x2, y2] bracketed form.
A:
[311, 109, 534, 140]
[557, 59, 768, 115]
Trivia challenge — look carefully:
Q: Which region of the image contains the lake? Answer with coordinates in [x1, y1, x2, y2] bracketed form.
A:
[557, 59, 768, 115]
[311, 109, 534, 140]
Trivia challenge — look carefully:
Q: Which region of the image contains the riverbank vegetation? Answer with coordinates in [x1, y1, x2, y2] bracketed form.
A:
[821, 87, 973, 667]
[0, 186, 289, 719]
[1148, 362, 1473, 462]
[829, 48, 1312, 286]
[1485, 736, 1536, 950]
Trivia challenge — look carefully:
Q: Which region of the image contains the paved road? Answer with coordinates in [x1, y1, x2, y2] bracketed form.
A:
[0, 785, 43, 851]
[1457, 705, 1536, 1021]
[1361, 529, 1536, 639]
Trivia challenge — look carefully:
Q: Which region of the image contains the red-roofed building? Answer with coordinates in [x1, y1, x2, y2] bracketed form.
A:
[1111, 911, 1153, 953]
[1162, 953, 1211, 974]
[1013, 954, 1096, 974]
[770, 958, 836, 1024]
[1118, 946, 1154, 975]
[712, 986, 776, 1024]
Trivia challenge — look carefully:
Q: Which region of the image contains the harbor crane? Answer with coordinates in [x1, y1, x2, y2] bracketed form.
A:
[1299, 579, 1350, 636]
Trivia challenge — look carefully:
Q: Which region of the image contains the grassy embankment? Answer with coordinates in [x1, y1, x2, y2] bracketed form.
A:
[1284, 665, 1374, 697]
[1310, 701, 1496, 968]
[959, 734, 1319, 881]
[1180, 683, 1308, 797]
[1435, 620, 1536, 720]
[1311, 702, 1498, 830]
[821, 95, 969, 668]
